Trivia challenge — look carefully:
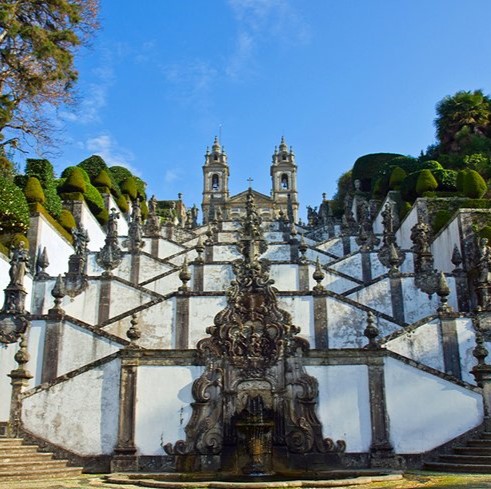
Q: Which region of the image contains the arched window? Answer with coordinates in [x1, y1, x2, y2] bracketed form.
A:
[211, 174, 220, 191]
[280, 174, 289, 190]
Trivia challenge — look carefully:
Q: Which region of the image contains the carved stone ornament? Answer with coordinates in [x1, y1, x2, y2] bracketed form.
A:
[1, 243, 29, 320]
[124, 199, 145, 253]
[0, 313, 28, 344]
[475, 237, 491, 311]
[35, 246, 50, 280]
[97, 209, 123, 276]
[64, 225, 90, 298]
[377, 204, 405, 275]
[355, 202, 379, 252]
[144, 197, 161, 236]
[164, 189, 345, 472]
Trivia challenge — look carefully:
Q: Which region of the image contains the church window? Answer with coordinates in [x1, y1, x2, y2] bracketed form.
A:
[280, 174, 289, 190]
[212, 174, 220, 190]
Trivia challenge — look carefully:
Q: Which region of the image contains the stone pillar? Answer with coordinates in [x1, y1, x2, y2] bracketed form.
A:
[367, 353, 398, 467]
[439, 313, 462, 379]
[361, 252, 372, 283]
[290, 238, 299, 263]
[41, 319, 62, 383]
[192, 263, 204, 292]
[342, 236, 351, 256]
[98, 278, 112, 324]
[472, 365, 491, 432]
[112, 349, 139, 472]
[150, 238, 159, 258]
[298, 263, 310, 291]
[130, 254, 140, 285]
[8, 334, 33, 438]
[175, 292, 190, 349]
[313, 293, 328, 349]
[454, 272, 470, 312]
[204, 243, 214, 263]
[389, 276, 405, 324]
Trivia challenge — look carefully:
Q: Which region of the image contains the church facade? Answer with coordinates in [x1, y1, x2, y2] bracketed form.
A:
[1, 139, 491, 480]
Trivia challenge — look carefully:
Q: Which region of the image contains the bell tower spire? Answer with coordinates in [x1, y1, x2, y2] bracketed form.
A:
[271, 136, 299, 222]
[202, 136, 230, 223]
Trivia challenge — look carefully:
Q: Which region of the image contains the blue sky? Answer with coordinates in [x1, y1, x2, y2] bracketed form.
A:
[24, 0, 491, 219]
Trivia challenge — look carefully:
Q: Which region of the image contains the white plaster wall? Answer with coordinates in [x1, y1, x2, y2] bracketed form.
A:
[385, 357, 483, 453]
[169, 249, 197, 267]
[395, 205, 419, 250]
[263, 231, 284, 241]
[144, 270, 181, 296]
[402, 278, 457, 324]
[32, 214, 73, 276]
[108, 281, 155, 319]
[307, 365, 371, 452]
[327, 298, 368, 348]
[321, 271, 359, 294]
[157, 239, 186, 260]
[262, 244, 291, 261]
[203, 264, 234, 292]
[104, 298, 175, 348]
[62, 281, 101, 325]
[135, 365, 203, 455]
[209, 245, 241, 262]
[80, 201, 106, 252]
[278, 296, 314, 344]
[432, 216, 461, 274]
[22, 358, 120, 455]
[305, 249, 333, 266]
[270, 264, 298, 291]
[385, 320, 444, 372]
[328, 254, 363, 281]
[369, 253, 387, 279]
[0, 343, 17, 421]
[29, 320, 47, 387]
[456, 318, 478, 385]
[317, 238, 344, 258]
[347, 280, 393, 317]
[57, 321, 121, 376]
[189, 296, 227, 347]
[106, 194, 129, 236]
[106, 254, 131, 281]
[139, 254, 174, 283]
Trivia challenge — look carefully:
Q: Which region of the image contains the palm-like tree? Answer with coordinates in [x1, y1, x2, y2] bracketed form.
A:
[435, 90, 491, 153]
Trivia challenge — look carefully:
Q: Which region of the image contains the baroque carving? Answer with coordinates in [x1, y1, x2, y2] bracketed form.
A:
[377, 204, 405, 276]
[410, 219, 438, 297]
[64, 225, 89, 298]
[164, 189, 344, 471]
[97, 208, 123, 276]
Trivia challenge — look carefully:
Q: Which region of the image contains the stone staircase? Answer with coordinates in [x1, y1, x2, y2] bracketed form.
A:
[0, 437, 82, 481]
[425, 432, 491, 473]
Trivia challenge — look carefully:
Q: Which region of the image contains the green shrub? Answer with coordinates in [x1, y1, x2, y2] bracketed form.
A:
[84, 182, 105, 214]
[463, 169, 487, 198]
[93, 169, 113, 194]
[58, 209, 76, 232]
[0, 175, 30, 234]
[96, 208, 109, 225]
[352, 153, 403, 192]
[61, 166, 90, 183]
[456, 170, 467, 192]
[109, 165, 132, 185]
[59, 191, 84, 201]
[432, 210, 452, 234]
[389, 167, 407, 190]
[432, 169, 458, 191]
[120, 177, 138, 200]
[399, 200, 412, 220]
[479, 225, 491, 241]
[416, 170, 438, 196]
[134, 176, 146, 199]
[78, 155, 108, 180]
[59, 167, 87, 194]
[10, 233, 29, 249]
[141, 199, 148, 220]
[25, 158, 62, 218]
[24, 177, 46, 204]
[116, 194, 129, 213]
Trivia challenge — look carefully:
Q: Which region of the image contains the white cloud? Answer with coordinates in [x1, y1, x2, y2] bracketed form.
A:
[164, 169, 181, 184]
[84, 134, 139, 174]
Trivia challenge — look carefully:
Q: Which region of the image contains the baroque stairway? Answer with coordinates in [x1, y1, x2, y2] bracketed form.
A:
[0, 437, 82, 482]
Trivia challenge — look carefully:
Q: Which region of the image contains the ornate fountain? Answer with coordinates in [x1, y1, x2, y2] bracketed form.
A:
[164, 189, 345, 476]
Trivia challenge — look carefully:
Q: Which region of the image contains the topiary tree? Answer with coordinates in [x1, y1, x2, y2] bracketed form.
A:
[61, 165, 90, 183]
[389, 167, 407, 190]
[463, 169, 487, 198]
[109, 165, 132, 185]
[84, 182, 106, 224]
[0, 175, 30, 234]
[479, 225, 491, 241]
[58, 209, 76, 232]
[59, 167, 87, 194]
[78, 155, 108, 180]
[25, 158, 62, 218]
[120, 176, 138, 200]
[93, 169, 113, 194]
[432, 209, 452, 234]
[352, 153, 403, 192]
[24, 176, 46, 204]
[431, 169, 458, 192]
[416, 169, 438, 196]
[116, 194, 129, 213]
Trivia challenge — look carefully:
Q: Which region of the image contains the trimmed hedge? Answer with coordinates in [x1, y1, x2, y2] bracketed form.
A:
[120, 177, 138, 200]
[432, 169, 458, 191]
[78, 155, 108, 180]
[29, 203, 73, 243]
[479, 225, 491, 241]
[389, 167, 407, 190]
[24, 176, 46, 204]
[61, 166, 90, 183]
[93, 169, 112, 189]
[25, 159, 62, 218]
[109, 165, 132, 185]
[432, 209, 452, 234]
[416, 170, 439, 195]
[58, 209, 76, 232]
[352, 153, 403, 192]
[0, 175, 30, 234]
[463, 169, 487, 198]
[59, 167, 87, 193]
[116, 194, 129, 213]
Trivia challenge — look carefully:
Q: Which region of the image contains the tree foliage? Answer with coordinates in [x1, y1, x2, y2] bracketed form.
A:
[0, 0, 99, 151]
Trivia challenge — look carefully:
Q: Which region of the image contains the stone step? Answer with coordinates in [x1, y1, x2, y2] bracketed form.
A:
[0, 445, 40, 455]
[1, 452, 54, 462]
[467, 440, 491, 447]
[440, 454, 491, 464]
[0, 466, 82, 482]
[481, 432, 491, 440]
[454, 446, 491, 456]
[425, 462, 491, 473]
[0, 439, 23, 447]
[0, 459, 72, 471]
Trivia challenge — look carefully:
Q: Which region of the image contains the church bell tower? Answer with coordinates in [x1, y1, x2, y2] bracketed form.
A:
[202, 136, 229, 223]
[270, 136, 299, 222]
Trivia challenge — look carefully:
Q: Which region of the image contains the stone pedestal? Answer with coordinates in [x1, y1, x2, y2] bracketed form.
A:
[472, 364, 491, 432]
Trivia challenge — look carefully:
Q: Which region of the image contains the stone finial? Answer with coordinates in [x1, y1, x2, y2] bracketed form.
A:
[290, 222, 298, 239]
[179, 257, 191, 292]
[436, 272, 451, 313]
[14, 334, 30, 370]
[35, 247, 50, 280]
[313, 258, 325, 293]
[298, 234, 308, 264]
[195, 235, 205, 264]
[126, 313, 142, 345]
[473, 327, 489, 367]
[49, 275, 66, 315]
[125, 199, 145, 253]
[364, 311, 380, 349]
[451, 244, 463, 272]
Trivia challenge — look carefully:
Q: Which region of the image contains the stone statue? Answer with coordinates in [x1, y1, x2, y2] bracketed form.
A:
[72, 225, 90, 256]
[108, 208, 120, 238]
[9, 242, 29, 287]
[148, 195, 157, 216]
[477, 237, 491, 284]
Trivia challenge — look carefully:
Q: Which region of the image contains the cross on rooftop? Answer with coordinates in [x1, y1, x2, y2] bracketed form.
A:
[247, 177, 253, 188]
